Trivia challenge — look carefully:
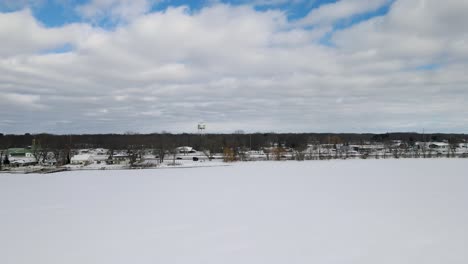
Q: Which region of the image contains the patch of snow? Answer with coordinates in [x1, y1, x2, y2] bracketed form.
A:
[1, 159, 467, 264]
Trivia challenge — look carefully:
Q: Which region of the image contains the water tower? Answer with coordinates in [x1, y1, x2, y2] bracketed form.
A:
[197, 123, 206, 135]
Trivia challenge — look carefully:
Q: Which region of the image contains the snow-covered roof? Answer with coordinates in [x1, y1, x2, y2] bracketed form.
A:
[91, 155, 108, 161]
[92, 148, 108, 155]
[71, 154, 93, 161]
[177, 146, 195, 152]
[247, 150, 265, 154]
[429, 142, 450, 147]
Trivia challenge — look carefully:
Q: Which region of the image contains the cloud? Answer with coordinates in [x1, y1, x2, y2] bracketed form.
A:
[332, 0, 468, 62]
[0, 1, 467, 133]
[248, 0, 306, 6]
[0, 9, 91, 57]
[76, 0, 157, 22]
[1, 93, 45, 109]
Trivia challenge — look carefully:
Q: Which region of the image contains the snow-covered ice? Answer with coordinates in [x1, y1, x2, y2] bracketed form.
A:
[1, 159, 468, 264]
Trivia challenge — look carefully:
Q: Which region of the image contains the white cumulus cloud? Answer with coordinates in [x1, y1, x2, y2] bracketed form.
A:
[0, 0, 467, 133]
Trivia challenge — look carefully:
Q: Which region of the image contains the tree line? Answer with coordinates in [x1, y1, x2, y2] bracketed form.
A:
[1, 132, 466, 152]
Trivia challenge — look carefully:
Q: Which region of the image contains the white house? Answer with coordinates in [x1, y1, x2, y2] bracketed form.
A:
[9, 157, 37, 167]
[176, 146, 196, 154]
[111, 152, 130, 165]
[71, 154, 94, 165]
[416, 142, 450, 156]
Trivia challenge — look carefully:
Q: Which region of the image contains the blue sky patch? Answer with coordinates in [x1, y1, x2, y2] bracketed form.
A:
[414, 64, 442, 71]
[333, 1, 394, 31]
[0, 0, 391, 28]
[40, 43, 74, 54]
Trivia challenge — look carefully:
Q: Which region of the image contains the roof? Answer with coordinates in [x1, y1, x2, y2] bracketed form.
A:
[429, 142, 449, 147]
[177, 146, 195, 152]
[92, 155, 108, 161]
[8, 148, 33, 155]
[71, 154, 93, 161]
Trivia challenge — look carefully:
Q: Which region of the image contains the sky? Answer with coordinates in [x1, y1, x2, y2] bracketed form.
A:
[0, 0, 467, 134]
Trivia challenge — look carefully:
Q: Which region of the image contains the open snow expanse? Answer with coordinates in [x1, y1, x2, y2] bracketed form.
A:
[1, 159, 467, 264]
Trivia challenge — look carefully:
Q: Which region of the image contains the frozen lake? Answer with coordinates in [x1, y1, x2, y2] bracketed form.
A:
[1, 159, 468, 264]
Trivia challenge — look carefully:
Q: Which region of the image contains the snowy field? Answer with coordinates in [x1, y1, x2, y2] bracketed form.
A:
[1, 159, 467, 264]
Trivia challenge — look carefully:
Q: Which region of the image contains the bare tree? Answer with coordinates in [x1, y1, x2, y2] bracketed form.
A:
[0, 138, 7, 170]
[0, 150, 4, 171]
[156, 134, 167, 164]
[107, 149, 114, 165]
[263, 147, 271, 161]
[421, 143, 428, 158]
[449, 139, 460, 158]
[166, 146, 180, 166]
[51, 148, 62, 167]
[202, 149, 213, 161]
[126, 146, 142, 167]
[295, 149, 306, 161]
[343, 143, 350, 160]
[157, 149, 166, 163]
[237, 147, 249, 161]
[293, 142, 307, 161]
[273, 147, 286, 161]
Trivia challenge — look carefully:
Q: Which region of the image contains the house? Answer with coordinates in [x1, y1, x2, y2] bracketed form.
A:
[93, 148, 108, 155]
[110, 152, 130, 165]
[457, 143, 468, 153]
[8, 148, 34, 158]
[91, 154, 108, 164]
[246, 150, 267, 161]
[176, 146, 196, 154]
[428, 142, 450, 155]
[78, 149, 90, 154]
[7, 148, 37, 167]
[70, 148, 113, 165]
[70, 154, 94, 165]
[10, 158, 37, 167]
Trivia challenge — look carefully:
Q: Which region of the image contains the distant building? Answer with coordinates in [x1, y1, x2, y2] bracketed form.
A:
[176, 146, 196, 154]
[8, 148, 34, 158]
[7, 148, 37, 167]
[71, 154, 94, 165]
[111, 152, 130, 165]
